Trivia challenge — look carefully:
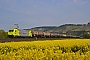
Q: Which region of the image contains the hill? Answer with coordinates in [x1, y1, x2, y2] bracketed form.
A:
[31, 22, 90, 36]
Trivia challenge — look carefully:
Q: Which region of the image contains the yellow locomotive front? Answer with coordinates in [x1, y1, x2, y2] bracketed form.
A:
[8, 28, 33, 38]
[8, 28, 20, 38]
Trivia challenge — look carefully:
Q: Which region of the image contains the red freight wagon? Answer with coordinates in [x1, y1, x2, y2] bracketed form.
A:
[43, 32, 51, 38]
[32, 30, 44, 37]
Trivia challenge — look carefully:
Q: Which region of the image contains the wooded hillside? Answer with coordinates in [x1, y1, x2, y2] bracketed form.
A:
[31, 22, 90, 38]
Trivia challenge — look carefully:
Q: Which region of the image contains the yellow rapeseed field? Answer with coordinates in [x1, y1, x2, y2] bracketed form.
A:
[0, 39, 90, 60]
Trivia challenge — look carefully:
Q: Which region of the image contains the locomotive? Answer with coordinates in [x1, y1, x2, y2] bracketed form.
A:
[8, 28, 61, 38]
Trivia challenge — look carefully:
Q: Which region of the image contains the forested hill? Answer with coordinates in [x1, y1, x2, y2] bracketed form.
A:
[31, 26, 57, 32]
[31, 22, 90, 33]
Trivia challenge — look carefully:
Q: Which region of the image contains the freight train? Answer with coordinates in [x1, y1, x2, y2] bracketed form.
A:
[8, 28, 81, 38]
[8, 28, 61, 38]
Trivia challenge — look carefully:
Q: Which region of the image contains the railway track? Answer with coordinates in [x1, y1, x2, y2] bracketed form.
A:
[0, 38, 63, 42]
[0, 37, 81, 43]
[0, 38, 34, 42]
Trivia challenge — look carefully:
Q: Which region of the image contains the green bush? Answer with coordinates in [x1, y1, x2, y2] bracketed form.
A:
[0, 30, 7, 39]
[83, 34, 90, 39]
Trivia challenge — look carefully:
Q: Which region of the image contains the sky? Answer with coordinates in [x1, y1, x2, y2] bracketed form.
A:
[0, 0, 90, 31]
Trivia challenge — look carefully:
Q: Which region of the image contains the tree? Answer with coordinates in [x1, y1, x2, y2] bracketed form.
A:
[83, 34, 90, 39]
[0, 30, 8, 39]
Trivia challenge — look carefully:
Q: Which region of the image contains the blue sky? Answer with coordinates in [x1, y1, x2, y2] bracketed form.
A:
[0, 0, 90, 31]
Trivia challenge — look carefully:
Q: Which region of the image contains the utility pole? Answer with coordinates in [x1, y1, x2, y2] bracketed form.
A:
[14, 24, 19, 28]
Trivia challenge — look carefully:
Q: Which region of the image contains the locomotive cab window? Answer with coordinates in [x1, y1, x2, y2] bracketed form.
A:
[9, 30, 14, 32]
